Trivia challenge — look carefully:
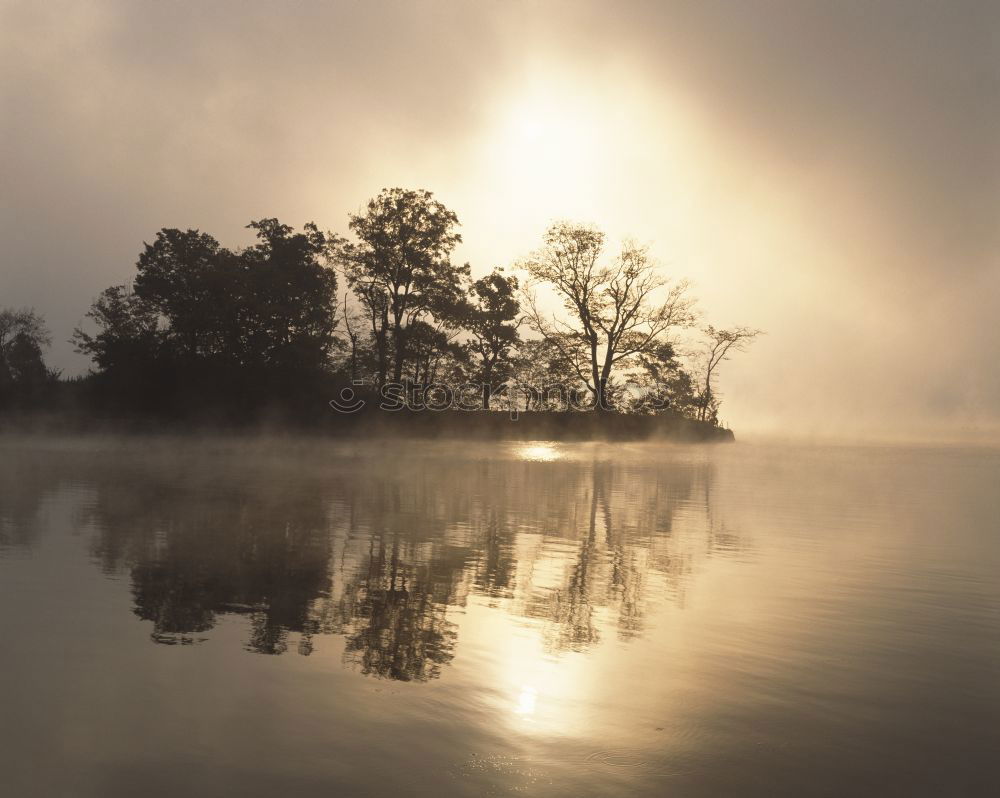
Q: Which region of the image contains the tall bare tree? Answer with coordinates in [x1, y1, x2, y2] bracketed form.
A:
[521, 222, 696, 410]
[696, 325, 761, 422]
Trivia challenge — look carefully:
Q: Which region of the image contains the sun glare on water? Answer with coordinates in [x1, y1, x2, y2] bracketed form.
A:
[515, 685, 539, 716]
[516, 443, 562, 462]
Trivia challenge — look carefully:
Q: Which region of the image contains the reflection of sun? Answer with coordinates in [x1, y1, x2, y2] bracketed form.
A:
[498, 626, 590, 735]
[461, 593, 592, 737]
[517, 443, 561, 462]
[515, 685, 538, 716]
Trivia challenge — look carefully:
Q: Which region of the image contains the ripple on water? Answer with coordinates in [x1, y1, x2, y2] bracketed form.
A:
[450, 754, 554, 795]
[584, 747, 693, 777]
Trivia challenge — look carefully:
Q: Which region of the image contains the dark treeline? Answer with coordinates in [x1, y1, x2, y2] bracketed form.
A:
[1, 187, 759, 438]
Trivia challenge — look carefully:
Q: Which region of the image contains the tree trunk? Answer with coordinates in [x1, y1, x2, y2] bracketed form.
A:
[589, 334, 603, 411]
[391, 309, 405, 384]
[596, 348, 615, 412]
[482, 361, 493, 410]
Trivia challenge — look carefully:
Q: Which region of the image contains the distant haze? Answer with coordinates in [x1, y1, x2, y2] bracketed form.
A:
[2, 0, 997, 440]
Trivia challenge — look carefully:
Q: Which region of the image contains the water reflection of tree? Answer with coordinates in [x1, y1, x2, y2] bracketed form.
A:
[316, 470, 477, 681]
[475, 510, 518, 601]
[13, 442, 747, 681]
[0, 448, 68, 550]
[518, 456, 726, 651]
[333, 537, 458, 681]
[80, 461, 333, 653]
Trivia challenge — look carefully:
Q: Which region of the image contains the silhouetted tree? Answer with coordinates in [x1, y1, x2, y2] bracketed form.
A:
[0, 307, 57, 405]
[235, 219, 341, 372]
[403, 318, 462, 388]
[35, 196, 756, 429]
[696, 325, 761, 422]
[522, 223, 696, 410]
[0, 307, 50, 357]
[341, 188, 466, 385]
[511, 338, 585, 411]
[74, 220, 339, 413]
[627, 341, 699, 416]
[132, 228, 229, 360]
[464, 269, 520, 409]
[130, 221, 339, 370]
[72, 286, 163, 372]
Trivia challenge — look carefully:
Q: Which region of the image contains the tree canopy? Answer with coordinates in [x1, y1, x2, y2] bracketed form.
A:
[29, 188, 760, 427]
[522, 222, 697, 410]
[341, 188, 467, 384]
[0, 308, 56, 406]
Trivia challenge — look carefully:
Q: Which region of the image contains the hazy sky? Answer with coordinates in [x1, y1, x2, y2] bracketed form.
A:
[2, 0, 997, 439]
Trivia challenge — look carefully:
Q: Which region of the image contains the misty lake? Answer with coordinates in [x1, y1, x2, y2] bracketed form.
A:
[1, 436, 998, 797]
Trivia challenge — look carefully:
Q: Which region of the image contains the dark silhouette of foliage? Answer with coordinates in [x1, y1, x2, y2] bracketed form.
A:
[522, 222, 697, 410]
[628, 341, 699, 416]
[3, 191, 757, 430]
[341, 188, 467, 385]
[0, 307, 58, 407]
[71, 286, 165, 410]
[511, 338, 586, 411]
[464, 268, 521, 409]
[72, 220, 339, 416]
[128, 221, 339, 370]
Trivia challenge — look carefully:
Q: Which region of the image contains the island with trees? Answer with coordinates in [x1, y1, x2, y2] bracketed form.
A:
[1, 188, 759, 441]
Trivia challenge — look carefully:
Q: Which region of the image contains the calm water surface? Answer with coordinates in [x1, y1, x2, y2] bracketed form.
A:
[1, 436, 998, 796]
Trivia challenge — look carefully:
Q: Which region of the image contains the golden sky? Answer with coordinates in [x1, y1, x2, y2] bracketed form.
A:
[1, 0, 997, 439]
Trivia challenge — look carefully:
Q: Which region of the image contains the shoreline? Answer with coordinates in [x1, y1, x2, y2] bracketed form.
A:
[0, 408, 734, 444]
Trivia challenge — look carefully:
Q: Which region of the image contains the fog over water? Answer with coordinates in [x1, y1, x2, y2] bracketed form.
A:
[1, 435, 998, 796]
[2, 0, 998, 440]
